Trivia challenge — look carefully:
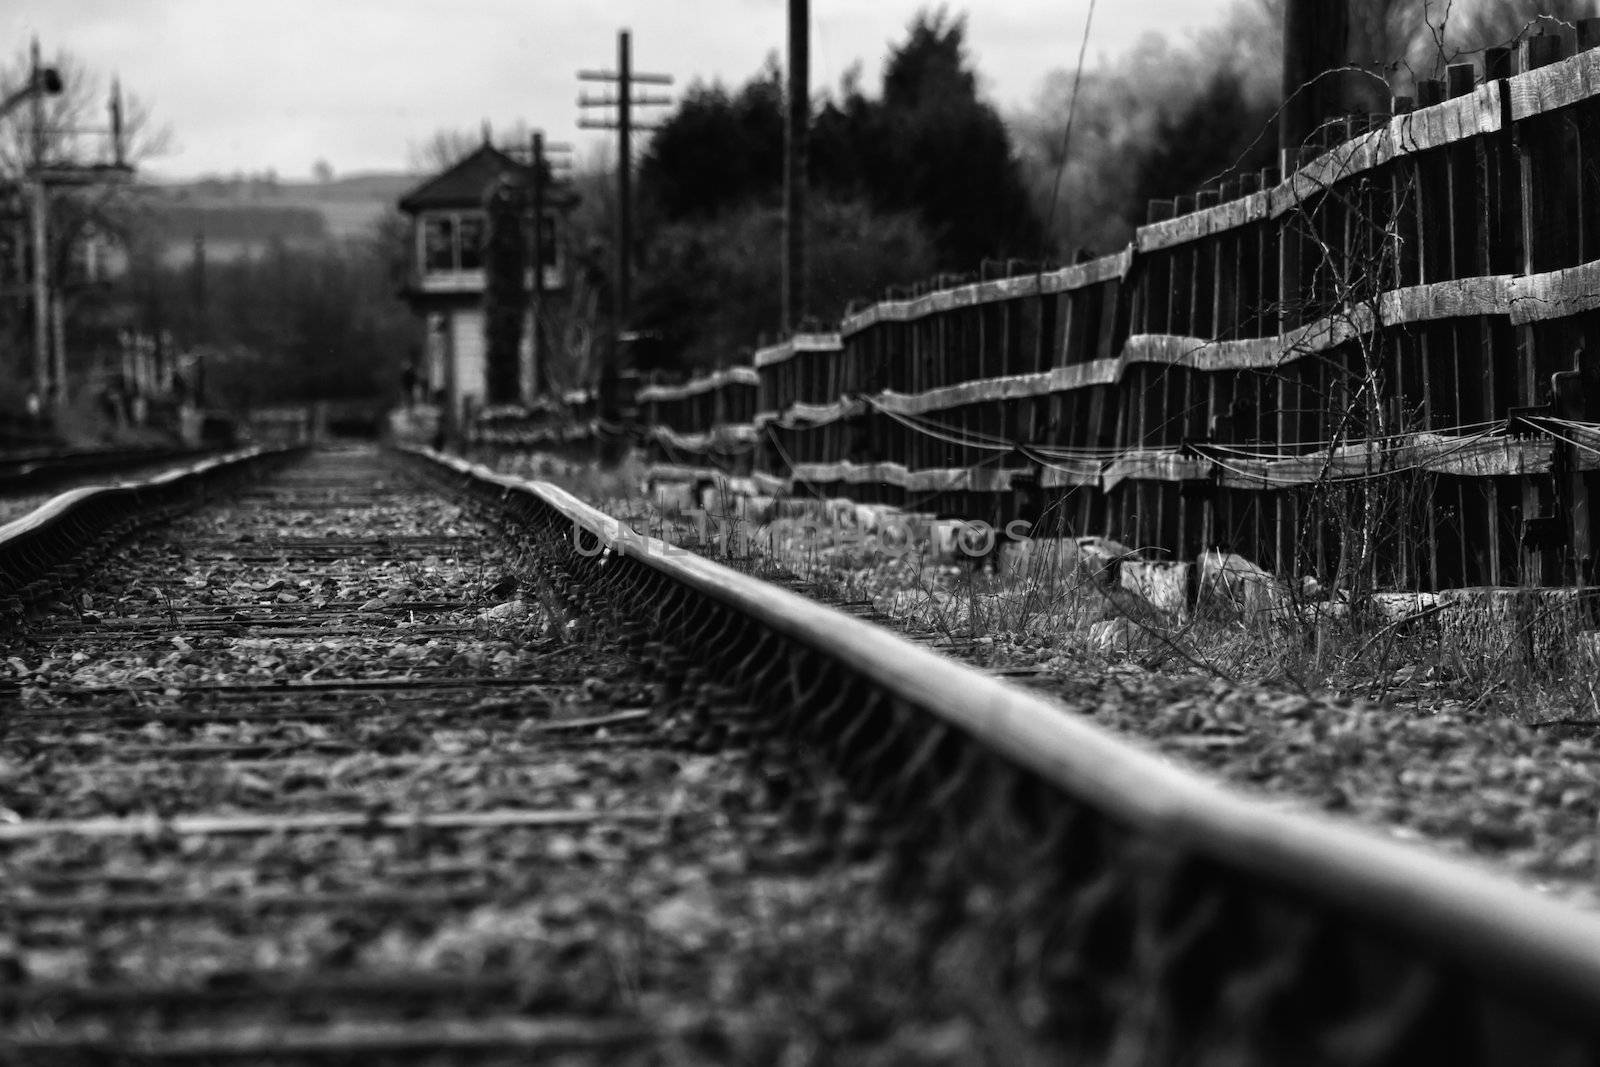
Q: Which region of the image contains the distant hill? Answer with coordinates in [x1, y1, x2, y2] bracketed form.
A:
[135, 172, 422, 264]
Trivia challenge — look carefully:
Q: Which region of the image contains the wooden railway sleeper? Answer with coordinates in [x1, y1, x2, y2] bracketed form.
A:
[526, 528, 901, 868]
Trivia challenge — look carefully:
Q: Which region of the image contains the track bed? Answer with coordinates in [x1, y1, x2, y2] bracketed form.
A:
[0, 449, 983, 1065]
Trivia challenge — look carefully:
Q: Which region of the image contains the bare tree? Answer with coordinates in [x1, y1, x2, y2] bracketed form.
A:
[406, 120, 537, 173]
[1241, 0, 1597, 91]
[406, 128, 484, 173]
[1015, 0, 1600, 260]
[0, 44, 173, 401]
[0, 44, 168, 173]
[1434, 0, 1599, 65]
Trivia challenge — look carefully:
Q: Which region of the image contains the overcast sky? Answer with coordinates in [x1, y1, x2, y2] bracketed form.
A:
[3, 1, 1233, 180]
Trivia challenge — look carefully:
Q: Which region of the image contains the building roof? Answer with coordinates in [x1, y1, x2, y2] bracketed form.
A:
[397, 143, 528, 213]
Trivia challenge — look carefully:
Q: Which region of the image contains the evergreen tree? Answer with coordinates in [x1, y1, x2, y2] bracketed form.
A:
[1129, 68, 1277, 210]
[641, 61, 785, 222]
[638, 7, 1039, 268]
[842, 9, 1042, 268]
[630, 6, 1042, 370]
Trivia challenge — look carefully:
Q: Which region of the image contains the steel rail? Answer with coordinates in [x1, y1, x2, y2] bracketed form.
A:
[0, 445, 302, 624]
[406, 443, 1600, 1062]
[0, 445, 218, 493]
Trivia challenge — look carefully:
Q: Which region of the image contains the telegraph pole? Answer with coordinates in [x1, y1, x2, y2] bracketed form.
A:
[783, 0, 809, 333]
[528, 130, 571, 396]
[193, 230, 208, 320]
[21, 41, 123, 415]
[0, 41, 62, 415]
[30, 178, 49, 406]
[577, 30, 671, 345]
[28, 39, 47, 168]
[617, 31, 631, 329]
[531, 131, 547, 397]
[30, 39, 50, 407]
[110, 77, 125, 168]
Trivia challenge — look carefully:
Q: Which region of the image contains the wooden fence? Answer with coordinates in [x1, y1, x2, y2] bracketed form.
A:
[481, 31, 1600, 592]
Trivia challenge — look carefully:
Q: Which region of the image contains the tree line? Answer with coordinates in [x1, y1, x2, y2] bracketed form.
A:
[628, 8, 1041, 374]
[626, 0, 1597, 377]
[1016, 0, 1598, 259]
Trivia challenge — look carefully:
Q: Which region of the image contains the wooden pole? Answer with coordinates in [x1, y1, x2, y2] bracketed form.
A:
[30, 179, 49, 406]
[576, 32, 668, 375]
[1281, 0, 1349, 155]
[616, 29, 631, 336]
[51, 290, 65, 410]
[783, 0, 809, 334]
[531, 131, 546, 398]
[29, 39, 51, 409]
[192, 230, 208, 322]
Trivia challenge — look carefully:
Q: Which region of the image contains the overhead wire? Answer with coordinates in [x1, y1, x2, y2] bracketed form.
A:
[864, 400, 1017, 453]
[1195, 423, 1504, 487]
[1523, 416, 1600, 463]
[1038, 0, 1098, 256]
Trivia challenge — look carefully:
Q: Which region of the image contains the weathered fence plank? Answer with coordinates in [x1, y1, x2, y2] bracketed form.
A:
[544, 37, 1600, 594]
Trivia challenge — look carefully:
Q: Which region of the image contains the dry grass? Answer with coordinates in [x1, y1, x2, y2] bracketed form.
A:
[479, 451, 1600, 727]
[463, 451, 1600, 912]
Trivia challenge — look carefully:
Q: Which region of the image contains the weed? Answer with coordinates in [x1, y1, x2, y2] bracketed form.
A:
[488, 448, 1599, 725]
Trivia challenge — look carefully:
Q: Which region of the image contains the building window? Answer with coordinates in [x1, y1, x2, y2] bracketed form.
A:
[422, 215, 455, 272]
[457, 214, 485, 271]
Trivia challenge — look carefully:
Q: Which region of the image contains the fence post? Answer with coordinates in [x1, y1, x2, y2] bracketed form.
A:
[1579, 20, 1600, 266]
[1247, 166, 1279, 567]
[1276, 143, 1309, 574]
[1476, 47, 1516, 584]
[1515, 34, 1577, 585]
[1144, 200, 1175, 334]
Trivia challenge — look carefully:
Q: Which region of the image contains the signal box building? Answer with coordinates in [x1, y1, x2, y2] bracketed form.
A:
[398, 143, 570, 424]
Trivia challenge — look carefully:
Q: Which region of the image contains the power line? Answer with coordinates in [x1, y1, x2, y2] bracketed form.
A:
[1039, 0, 1097, 261]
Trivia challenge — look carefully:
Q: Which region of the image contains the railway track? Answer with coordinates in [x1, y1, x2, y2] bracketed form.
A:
[0, 446, 217, 494]
[0, 448, 965, 1064]
[0, 447, 221, 527]
[4, 445, 1600, 1063]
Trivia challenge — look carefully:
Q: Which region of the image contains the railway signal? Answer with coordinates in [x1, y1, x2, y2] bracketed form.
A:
[21, 39, 133, 415]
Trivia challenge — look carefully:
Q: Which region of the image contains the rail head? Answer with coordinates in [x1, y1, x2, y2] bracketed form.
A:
[0, 446, 301, 605]
[0, 447, 269, 541]
[0, 486, 108, 545]
[0, 445, 224, 495]
[407, 443, 1600, 1036]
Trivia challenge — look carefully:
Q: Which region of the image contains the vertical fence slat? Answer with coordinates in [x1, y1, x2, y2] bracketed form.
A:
[633, 36, 1600, 594]
[1516, 35, 1574, 585]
